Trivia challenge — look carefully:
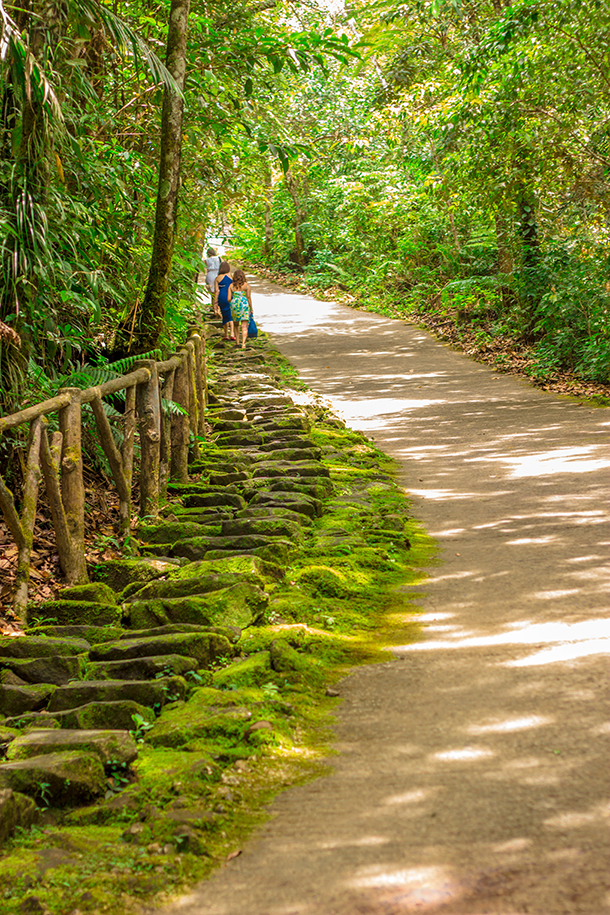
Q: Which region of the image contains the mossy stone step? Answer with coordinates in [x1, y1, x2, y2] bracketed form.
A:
[250, 491, 322, 518]
[89, 631, 234, 668]
[26, 625, 124, 645]
[220, 518, 304, 541]
[257, 437, 319, 452]
[0, 683, 57, 717]
[6, 729, 138, 765]
[47, 677, 187, 713]
[0, 751, 106, 805]
[124, 571, 253, 603]
[164, 508, 234, 526]
[92, 558, 180, 591]
[9, 700, 155, 732]
[170, 554, 266, 581]
[57, 583, 117, 605]
[250, 448, 322, 463]
[138, 521, 221, 545]
[119, 623, 241, 644]
[0, 636, 90, 659]
[235, 506, 312, 526]
[266, 478, 333, 499]
[26, 600, 122, 628]
[127, 582, 267, 631]
[168, 535, 297, 563]
[88, 654, 198, 681]
[1, 655, 82, 686]
[0, 788, 36, 845]
[181, 492, 247, 511]
[215, 432, 263, 447]
[208, 471, 251, 486]
[252, 460, 330, 480]
[147, 688, 254, 748]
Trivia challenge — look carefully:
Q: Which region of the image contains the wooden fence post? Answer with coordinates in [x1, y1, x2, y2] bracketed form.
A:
[0, 417, 43, 619]
[159, 369, 175, 501]
[136, 362, 161, 519]
[170, 349, 190, 483]
[90, 393, 131, 537]
[58, 388, 89, 584]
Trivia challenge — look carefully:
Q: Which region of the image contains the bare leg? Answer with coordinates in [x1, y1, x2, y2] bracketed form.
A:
[241, 320, 248, 348]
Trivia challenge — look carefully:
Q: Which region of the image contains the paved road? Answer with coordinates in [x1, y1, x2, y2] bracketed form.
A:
[162, 278, 610, 915]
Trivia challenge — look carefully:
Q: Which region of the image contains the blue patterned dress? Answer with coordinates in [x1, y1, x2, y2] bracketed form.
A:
[231, 289, 250, 323]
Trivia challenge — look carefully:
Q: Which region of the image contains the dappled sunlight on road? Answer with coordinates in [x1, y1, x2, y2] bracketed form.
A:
[160, 277, 610, 915]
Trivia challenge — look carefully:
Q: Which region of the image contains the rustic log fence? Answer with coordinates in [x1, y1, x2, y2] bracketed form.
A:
[0, 331, 207, 621]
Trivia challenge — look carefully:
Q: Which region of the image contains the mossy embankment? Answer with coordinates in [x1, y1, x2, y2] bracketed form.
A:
[0, 329, 434, 915]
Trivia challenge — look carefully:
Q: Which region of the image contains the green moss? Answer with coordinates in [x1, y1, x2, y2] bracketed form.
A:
[212, 652, 273, 689]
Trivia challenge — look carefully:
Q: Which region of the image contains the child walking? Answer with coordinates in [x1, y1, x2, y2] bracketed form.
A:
[213, 261, 235, 341]
[228, 269, 253, 349]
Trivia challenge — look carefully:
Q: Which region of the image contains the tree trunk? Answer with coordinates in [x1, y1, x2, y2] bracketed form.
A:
[136, 0, 191, 352]
[285, 169, 307, 268]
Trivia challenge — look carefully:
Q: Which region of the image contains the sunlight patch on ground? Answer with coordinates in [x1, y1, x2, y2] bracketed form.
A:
[433, 746, 494, 762]
[544, 802, 610, 830]
[407, 618, 610, 659]
[503, 446, 610, 478]
[347, 864, 460, 907]
[382, 788, 434, 806]
[466, 715, 553, 735]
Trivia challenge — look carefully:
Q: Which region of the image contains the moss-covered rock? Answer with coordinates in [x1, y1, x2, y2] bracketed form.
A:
[235, 506, 312, 526]
[0, 750, 106, 805]
[88, 653, 198, 681]
[90, 631, 234, 668]
[182, 492, 247, 510]
[6, 728, 138, 765]
[220, 518, 304, 541]
[0, 788, 37, 845]
[2, 655, 82, 687]
[47, 676, 187, 713]
[294, 565, 356, 598]
[266, 477, 333, 500]
[123, 571, 247, 603]
[269, 639, 309, 673]
[146, 688, 255, 748]
[26, 600, 122, 627]
[54, 700, 155, 731]
[250, 490, 322, 518]
[0, 636, 90, 659]
[92, 558, 179, 591]
[127, 582, 267, 631]
[0, 683, 56, 717]
[57, 583, 117, 605]
[170, 535, 297, 563]
[26, 625, 124, 645]
[212, 652, 273, 689]
[118, 622, 241, 644]
[137, 521, 221, 545]
[170, 555, 266, 582]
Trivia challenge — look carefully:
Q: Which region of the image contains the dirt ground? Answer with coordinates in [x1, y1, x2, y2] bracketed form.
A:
[159, 277, 610, 915]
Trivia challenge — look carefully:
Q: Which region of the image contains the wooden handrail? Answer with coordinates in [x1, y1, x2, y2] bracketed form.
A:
[0, 332, 208, 620]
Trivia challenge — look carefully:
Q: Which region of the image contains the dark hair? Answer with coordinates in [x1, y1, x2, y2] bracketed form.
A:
[207, 247, 217, 257]
[219, 261, 230, 275]
[232, 269, 247, 288]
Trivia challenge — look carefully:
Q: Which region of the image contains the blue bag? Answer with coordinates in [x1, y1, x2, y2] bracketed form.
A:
[247, 315, 258, 338]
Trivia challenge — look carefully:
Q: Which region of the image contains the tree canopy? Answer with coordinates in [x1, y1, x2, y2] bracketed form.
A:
[1, 0, 609, 437]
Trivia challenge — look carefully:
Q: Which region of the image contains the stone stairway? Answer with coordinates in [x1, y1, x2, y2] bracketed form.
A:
[0, 328, 338, 840]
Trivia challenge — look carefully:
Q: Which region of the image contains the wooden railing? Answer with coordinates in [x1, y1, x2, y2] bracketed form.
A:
[0, 331, 207, 620]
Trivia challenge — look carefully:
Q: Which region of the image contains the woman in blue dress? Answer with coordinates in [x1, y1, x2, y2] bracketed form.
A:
[213, 262, 235, 341]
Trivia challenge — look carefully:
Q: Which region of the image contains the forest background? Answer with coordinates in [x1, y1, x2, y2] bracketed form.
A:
[1, 0, 610, 484]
